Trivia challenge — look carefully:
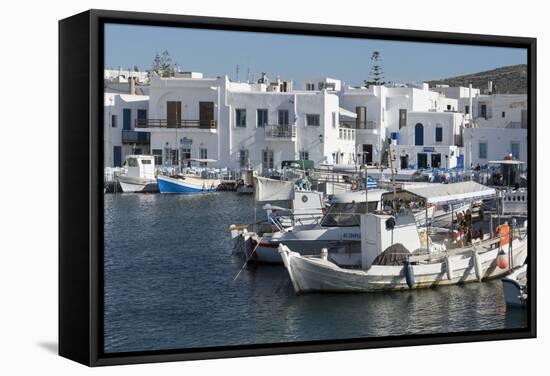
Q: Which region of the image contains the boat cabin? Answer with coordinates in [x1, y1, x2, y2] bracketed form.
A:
[321, 189, 385, 227]
[122, 155, 156, 180]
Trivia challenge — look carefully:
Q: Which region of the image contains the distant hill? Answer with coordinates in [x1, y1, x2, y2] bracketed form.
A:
[427, 64, 527, 94]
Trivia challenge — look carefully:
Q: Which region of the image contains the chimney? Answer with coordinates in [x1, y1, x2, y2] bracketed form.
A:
[487, 80, 493, 95]
[129, 76, 136, 95]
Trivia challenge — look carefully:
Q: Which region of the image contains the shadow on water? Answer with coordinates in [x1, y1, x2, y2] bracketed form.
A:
[103, 193, 528, 353]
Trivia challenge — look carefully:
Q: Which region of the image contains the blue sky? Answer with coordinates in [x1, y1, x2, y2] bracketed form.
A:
[105, 23, 527, 86]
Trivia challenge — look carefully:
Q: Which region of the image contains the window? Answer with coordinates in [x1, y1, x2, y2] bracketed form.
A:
[262, 149, 274, 170]
[141, 159, 151, 165]
[414, 123, 424, 146]
[479, 104, 487, 119]
[306, 83, 315, 91]
[332, 112, 337, 128]
[299, 151, 309, 160]
[111, 114, 117, 128]
[399, 109, 407, 129]
[479, 141, 488, 159]
[502, 111, 506, 118]
[306, 114, 320, 126]
[137, 109, 147, 120]
[356, 106, 367, 129]
[236, 109, 246, 127]
[447, 104, 452, 111]
[152, 149, 162, 166]
[465, 105, 470, 115]
[199, 148, 208, 166]
[435, 127, 443, 142]
[257, 109, 268, 127]
[239, 149, 249, 167]
[278, 109, 289, 125]
[511, 142, 520, 159]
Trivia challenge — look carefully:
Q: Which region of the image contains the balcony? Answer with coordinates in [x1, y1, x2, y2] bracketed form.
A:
[135, 119, 217, 129]
[122, 130, 150, 144]
[265, 124, 296, 141]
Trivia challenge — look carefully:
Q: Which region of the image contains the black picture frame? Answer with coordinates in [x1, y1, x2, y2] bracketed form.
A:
[59, 9, 537, 366]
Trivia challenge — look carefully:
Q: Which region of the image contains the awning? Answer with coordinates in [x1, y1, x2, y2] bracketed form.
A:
[488, 160, 526, 165]
[339, 107, 357, 119]
[254, 177, 295, 202]
[387, 181, 496, 205]
[184, 158, 218, 163]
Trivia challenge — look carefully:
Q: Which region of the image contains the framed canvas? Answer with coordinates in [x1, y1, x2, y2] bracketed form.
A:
[59, 9, 536, 366]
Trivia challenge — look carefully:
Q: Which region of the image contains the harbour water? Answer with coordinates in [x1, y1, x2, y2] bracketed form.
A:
[104, 193, 527, 353]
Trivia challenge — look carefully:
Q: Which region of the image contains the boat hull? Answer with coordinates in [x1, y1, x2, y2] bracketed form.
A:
[502, 264, 527, 307]
[279, 237, 528, 293]
[118, 175, 156, 193]
[157, 175, 219, 194]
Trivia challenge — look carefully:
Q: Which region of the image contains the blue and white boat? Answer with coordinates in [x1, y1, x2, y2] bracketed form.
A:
[157, 158, 222, 194]
[157, 175, 221, 194]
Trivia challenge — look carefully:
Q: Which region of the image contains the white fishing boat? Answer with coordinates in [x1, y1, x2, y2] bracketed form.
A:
[278, 182, 527, 293]
[502, 264, 528, 307]
[117, 155, 157, 193]
[232, 183, 473, 265]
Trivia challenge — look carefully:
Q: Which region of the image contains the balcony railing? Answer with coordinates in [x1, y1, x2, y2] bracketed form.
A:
[356, 120, 376, 130]
[265, 124, 296, 140]
[135, 119, 217, 129]
[122, 130, 150, 144]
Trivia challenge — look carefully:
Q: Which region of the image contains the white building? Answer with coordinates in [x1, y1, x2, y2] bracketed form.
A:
[104, 93, 150, 167]
[136, 72, 356, 172]
[103, 69, 528, 173]
[463, 127, 527, 167]
[339, 83, 462, 168]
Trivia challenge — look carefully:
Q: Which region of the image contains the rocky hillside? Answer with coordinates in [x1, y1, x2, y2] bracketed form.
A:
[428, 64, 527, 94]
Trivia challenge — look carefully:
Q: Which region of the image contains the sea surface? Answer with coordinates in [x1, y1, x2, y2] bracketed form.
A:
[104, 193, 527, 353]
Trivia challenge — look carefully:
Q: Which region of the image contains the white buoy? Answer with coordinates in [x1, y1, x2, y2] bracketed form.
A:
[473, 250, 482, 282]
[445, 255, 454, 281]
[320, 248, 328, 261]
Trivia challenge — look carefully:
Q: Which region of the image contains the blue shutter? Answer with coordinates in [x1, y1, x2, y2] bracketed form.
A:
[123, 108, 131, 130]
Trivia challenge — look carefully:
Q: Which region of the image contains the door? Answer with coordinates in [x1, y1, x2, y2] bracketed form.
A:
[414, 123, 424, 146]
[363, 144, 373, 164]
[400, 155, 408, 169]
[417, 153, 428, 169]
[113, 146, 122, 167]
[431, 153, 441, 168]
[199, 102, 214, 128]
[123, 108, 131, 130]
[181, 148, 191, 167]
[167, 101, 181, 128]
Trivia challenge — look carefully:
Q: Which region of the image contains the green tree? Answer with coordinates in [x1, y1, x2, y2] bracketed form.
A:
[364, 51, 385, 86]
[152, 50, 177, 77]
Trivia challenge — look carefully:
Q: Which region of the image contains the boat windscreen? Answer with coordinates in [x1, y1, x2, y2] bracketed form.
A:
[321, 201, 378, 227]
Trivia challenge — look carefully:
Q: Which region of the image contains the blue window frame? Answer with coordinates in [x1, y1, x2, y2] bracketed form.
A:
[479, 142, 488, 159]
[123, 108, 131, 130]
[435, 127, 443, 142]
[511, 142, 520, 159]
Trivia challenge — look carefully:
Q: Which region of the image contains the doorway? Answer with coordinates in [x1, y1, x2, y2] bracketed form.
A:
[199, 102, 214, 128]
[167, 101, 181, 128]
[400, 155, 408, 169]
[431, 153, 441, 169]
[417, 153, 428, 169]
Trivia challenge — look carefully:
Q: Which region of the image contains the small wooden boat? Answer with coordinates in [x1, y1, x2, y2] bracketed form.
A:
[502, 264, 527, 307]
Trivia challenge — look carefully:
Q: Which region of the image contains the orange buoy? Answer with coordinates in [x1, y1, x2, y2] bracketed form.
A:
[496, 248, 509, 269]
